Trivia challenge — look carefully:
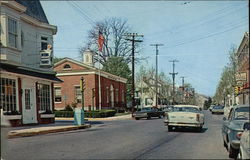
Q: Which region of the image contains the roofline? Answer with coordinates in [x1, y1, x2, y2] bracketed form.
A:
[54, 58, 128, 83]
[1, 1, 27, 13]
[236, 32, 249, 55]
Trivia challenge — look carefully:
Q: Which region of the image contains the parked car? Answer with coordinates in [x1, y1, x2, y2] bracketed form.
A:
[238, 122, 250, 160]
[164, 105, 204, 132]
[133, 107, 165, 120]
[211, 105, 224, 114]
[221, 105, 250, 159]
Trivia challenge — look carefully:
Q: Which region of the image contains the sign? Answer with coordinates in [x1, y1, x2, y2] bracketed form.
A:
[235, 72, 247, 81]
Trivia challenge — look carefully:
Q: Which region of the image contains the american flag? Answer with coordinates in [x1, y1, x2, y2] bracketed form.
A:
[98, 31, 104, 52]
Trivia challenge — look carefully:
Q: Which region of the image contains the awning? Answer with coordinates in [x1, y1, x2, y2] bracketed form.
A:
[0, 63, 63, 82]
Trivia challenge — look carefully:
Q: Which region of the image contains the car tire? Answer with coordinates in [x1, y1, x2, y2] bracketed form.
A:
[168, 126, 173, 132]
[135, 118, 140, 120]
[228, 144, 238, 159]
[147, 115, 151, 119]
[158, 115, 162, 119]
[223, 140, 227, 148]
[212, 112, 214, 114]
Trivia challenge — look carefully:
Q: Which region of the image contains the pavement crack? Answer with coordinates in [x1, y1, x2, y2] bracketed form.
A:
[134, 133, 181, 159]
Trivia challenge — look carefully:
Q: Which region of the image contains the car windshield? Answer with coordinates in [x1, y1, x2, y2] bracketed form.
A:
[234, 107, 250, 120]
[139, 108, 152, 112]
[213, 106, 224, 109]
[173, 107, 200, 113]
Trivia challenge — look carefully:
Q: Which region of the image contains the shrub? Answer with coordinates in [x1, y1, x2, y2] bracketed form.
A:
[64, 105, 73, 111]
[54, 109, 116, 118]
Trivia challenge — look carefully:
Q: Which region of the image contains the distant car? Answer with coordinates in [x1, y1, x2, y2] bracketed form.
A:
[164, 105, 205, 132]
[211, 105, 224, 114]
[162, 105, 174, 113]
[133, 107, 165, 120]
[238, 122, 250, 160]
[221, 105, 250, 159]
[209, 105, 215, 111]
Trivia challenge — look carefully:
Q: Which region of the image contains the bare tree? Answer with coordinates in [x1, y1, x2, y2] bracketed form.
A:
[80, 17, 138, 65]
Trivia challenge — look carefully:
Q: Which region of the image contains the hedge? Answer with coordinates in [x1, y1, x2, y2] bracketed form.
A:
[55, 109, 116, 118]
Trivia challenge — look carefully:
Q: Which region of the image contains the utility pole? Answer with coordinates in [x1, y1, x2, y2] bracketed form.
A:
[150, 44, 164, 108]
[169, 60, 179, 105]
[180, 76, 186, 104]
[124, 33, 143, 117]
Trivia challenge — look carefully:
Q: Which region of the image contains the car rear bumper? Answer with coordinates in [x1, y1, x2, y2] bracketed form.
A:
[164, 121, 203, 127]
[231, 140, 240, 149]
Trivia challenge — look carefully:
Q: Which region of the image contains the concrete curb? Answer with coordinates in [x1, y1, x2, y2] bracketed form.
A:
[8, 124, 91, 139]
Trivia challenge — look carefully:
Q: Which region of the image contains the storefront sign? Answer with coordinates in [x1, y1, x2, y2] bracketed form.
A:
[235, 72, 247, 81]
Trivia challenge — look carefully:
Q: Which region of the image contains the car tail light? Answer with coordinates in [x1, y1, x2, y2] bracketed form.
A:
[165, 113, 169, 120]
[236, 132, 243, 139]
[196, 114, 200, 122]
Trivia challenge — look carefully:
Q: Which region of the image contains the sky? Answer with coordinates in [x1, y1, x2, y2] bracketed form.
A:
[41, 1, 249, 97]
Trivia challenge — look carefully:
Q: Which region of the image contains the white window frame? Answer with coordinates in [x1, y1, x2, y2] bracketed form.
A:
[8, 17, 18, 48]
[0, 77, 18, 112]
[38, 83, 51, 111]
[54, 86, 62, 103]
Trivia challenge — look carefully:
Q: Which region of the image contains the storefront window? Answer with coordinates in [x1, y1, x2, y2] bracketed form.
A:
[0, 78, 17, 112]
[38, 83, 50, 111]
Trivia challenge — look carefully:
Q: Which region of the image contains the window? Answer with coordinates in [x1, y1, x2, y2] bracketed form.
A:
[74, 86, 82, 103]
[0, 78, 17, 112]
[63, 64, 71, 69]
[106, 87, 109, 103]
[54, 87, 62, 102]
[121, 90, 124, 103]
[24, 89, 31, 109]
[115, 89, 119, 103]
[41, 36, 48, 50]
[8, 18, 18, 48]
[38, 83, 50, 111]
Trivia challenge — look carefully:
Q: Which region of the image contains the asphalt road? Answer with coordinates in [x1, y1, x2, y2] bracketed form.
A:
[5, 111, 229, 159]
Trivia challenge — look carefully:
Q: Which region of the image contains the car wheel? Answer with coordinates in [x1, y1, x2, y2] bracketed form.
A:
[212, 112, 214, 114]
[223, 140, 227, 148]
[158, 115, 162, 119]
[147, 115, 151, 119]
[135, 118, 140, 120]
[168, 126, 173, 132]
[228, 144, 238, 159]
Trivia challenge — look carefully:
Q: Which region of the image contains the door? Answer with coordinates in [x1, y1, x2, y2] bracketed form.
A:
[22, 84, 37, 124]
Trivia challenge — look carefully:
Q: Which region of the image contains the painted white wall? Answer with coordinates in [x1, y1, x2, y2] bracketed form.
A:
[0, 2, 56, 71]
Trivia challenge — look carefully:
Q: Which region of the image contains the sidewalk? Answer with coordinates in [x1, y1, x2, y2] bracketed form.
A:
[8, 114, 132, 139]
[56, 113, 132, 121]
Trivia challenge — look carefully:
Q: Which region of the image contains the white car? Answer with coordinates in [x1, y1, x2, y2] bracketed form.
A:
[238, 122, 250, 159]
[164, 105, 204, 132]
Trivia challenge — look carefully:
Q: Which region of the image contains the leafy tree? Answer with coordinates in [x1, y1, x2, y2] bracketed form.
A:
[53, 57, 64, 64]
[102, 56, 132, 103]
[214, 45, 238, 104]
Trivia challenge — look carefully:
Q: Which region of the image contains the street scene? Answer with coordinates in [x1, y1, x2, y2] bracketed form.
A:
[0, 0, 249, 160]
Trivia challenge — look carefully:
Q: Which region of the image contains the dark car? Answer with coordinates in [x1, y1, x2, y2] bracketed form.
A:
[133, 107, 165, 120]
[222, 105, 250, 159]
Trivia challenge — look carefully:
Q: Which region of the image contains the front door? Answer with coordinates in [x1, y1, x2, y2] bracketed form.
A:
[22, 83, 37, 124]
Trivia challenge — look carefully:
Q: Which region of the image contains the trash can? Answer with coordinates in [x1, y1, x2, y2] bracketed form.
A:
[74, 108, 84, 125]
[1, 113, 10, 160]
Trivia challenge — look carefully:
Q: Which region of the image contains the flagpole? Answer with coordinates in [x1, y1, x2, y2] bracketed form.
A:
[98, 50, 101, 110]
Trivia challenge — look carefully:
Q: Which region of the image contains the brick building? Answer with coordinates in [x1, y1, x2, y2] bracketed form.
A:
[236, 32, 249, 105]
[54, 54, 127, 111]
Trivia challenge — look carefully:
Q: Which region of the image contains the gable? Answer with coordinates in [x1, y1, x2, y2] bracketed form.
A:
[54, 60, 91, 72]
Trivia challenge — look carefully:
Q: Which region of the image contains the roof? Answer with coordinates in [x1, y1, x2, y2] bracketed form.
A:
[1, 63, 62, 82]
[54, 58, 127, 83]
[15, 0, 49, 24]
